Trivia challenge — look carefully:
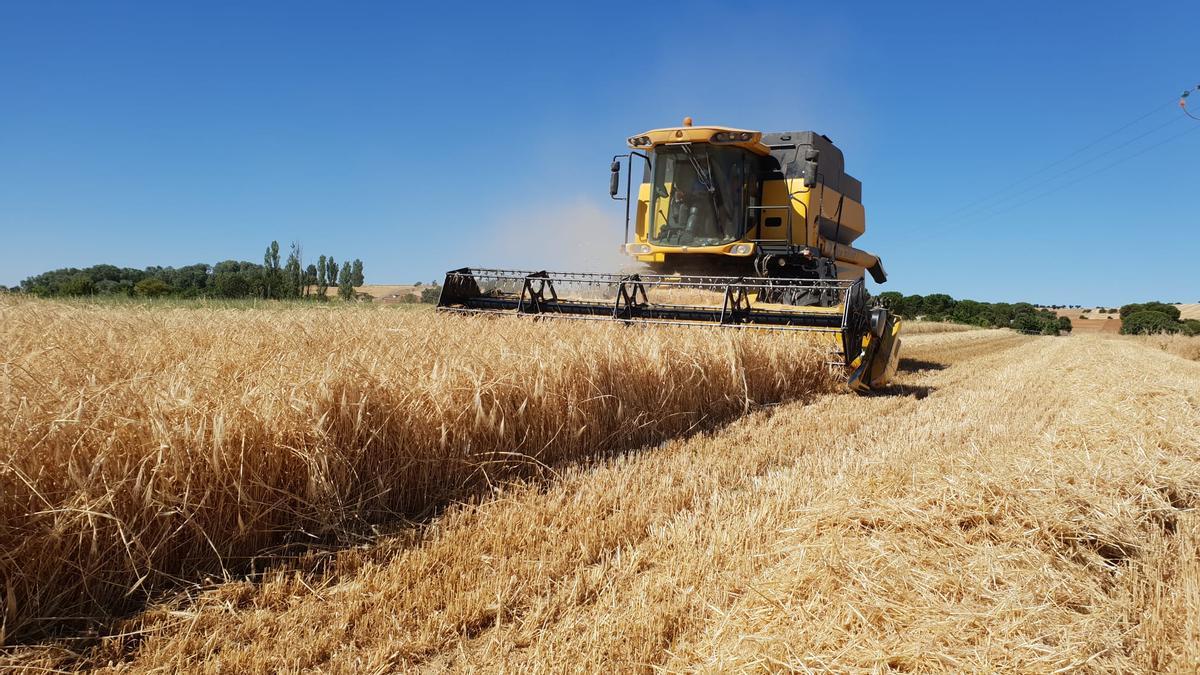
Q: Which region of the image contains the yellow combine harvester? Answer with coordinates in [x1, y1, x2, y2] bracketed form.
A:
[438, 118, 901, 392]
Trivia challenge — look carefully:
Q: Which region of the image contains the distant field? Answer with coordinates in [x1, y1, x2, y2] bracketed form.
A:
[1054, 305, 1200, 334]
[1056, 308, 1122, 333]
[316, 284, 425, 301]
[1177, 304, 1200, 320]
[902, 320, 980, 334]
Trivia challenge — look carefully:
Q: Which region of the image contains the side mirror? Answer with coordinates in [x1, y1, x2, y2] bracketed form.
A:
[609, 161, 621, 197]
[802, 149, 819, 188]
[803, 160, 819, 188]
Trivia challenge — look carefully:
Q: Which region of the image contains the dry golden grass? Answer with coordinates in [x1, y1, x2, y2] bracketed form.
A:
[4, 312, 1199, 673]
[1177, 303, 1200, 321]
[309, 283, 421, 299]
[645, 287, 733, 306]
[319, 284, 427, 302]
[1126, 333, 1200, 361]
[0, 298, 834, 644]
[898, 320, 979, 335]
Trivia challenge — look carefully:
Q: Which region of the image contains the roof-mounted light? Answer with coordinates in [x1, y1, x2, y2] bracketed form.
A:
[627, 135, 652, 147]
[711, 131, 756, 143]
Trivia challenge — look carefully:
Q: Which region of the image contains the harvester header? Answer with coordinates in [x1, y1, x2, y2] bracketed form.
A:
[440, 118, 902, 392]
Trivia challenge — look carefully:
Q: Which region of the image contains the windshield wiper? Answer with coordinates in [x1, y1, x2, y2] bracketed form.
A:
[681, 144, 733, 232]
[680, 144, 714, 193]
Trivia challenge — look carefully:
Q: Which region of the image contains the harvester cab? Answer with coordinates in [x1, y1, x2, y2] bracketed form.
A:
[438, 118, 902, 393]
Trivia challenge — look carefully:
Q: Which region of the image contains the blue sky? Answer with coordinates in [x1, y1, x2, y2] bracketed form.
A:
[1, 1, 1197, 305]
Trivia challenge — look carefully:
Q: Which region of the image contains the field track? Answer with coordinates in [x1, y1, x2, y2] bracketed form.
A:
[10, 326, 1199, 673]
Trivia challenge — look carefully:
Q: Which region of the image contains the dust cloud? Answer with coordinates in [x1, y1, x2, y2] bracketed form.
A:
[467, 198, 637, 274]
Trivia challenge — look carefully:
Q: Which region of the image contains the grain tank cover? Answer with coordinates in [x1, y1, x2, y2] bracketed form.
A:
[760, 131, 862, 202]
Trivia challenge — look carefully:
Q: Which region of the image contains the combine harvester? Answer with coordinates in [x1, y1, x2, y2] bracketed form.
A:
[438, 118, 901, 392]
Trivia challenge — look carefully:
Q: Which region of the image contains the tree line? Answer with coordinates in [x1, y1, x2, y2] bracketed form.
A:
[13, 241, 365, 300]
[8, 260, 1196, 336]
[1116, 302, 1200, 336]
[875, 292, 1200, 337]
[876, 292, 1072, 335]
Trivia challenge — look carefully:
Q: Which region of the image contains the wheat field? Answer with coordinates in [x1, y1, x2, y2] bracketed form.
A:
[0, 298, 834, 645]
[893, 320, 978, 335]
[3, 300, 1200, 672]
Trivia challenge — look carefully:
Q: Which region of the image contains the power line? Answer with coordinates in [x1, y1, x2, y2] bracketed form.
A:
[935, 117, 1186, 229]
[913, 114, 1189, 239]
[923, 99, 1179, 228]
[933, 122, 1200, 232]
[1182, 85, 1200, 121]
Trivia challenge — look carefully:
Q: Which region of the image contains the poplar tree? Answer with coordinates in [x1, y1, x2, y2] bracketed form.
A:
[338, 261, 354, 300]
[316, 255, 328, 297]
[262, 241, 281, 299]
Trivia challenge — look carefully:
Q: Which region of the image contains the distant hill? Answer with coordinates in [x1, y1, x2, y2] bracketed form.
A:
[1177, 304, 1200, 320]
[1053, 304, 1199, 334]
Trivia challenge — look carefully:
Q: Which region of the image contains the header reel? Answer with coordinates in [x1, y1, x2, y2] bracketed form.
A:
[436, 268, 900, 392]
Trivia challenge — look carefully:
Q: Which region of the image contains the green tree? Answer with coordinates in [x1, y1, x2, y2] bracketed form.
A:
[898, 294, 923, 318]
[1120, 311, 1180, 335]
[876, 291, 903, 312]
[134, 277, 172, 297]
[282, 242, 303, 299]
[921, 293, 956, 319]
[263, 241, 282, 299]
[61, 273, 95, 296]
[325, 256, 337, 298]
[1120, 302, 1180, 321]
[1013, 314, 1043, 333]
[1182, 319, 1200, 336]
[211, 260, 264, 298]
[950, 299, 985, 325]
[337, 261, 354, 300]
[420, 286, 441, 303]
[304, 264, 318, 297]
[351, 259, 364, 287]
[213, 271, 250, 298]
[155, 264, 210, 295]
[96, 279, 133, 295]
[1057, 316, 1072, 333]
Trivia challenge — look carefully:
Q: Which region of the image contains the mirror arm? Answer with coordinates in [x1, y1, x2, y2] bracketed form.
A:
[611, 152, 652, 245]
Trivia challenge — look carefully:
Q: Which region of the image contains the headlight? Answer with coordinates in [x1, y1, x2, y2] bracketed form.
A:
[626, 243, 652, 255]
[626, 135, 652, 147]
[729, 243, 754, 255]
[711, 131, 756, 143]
